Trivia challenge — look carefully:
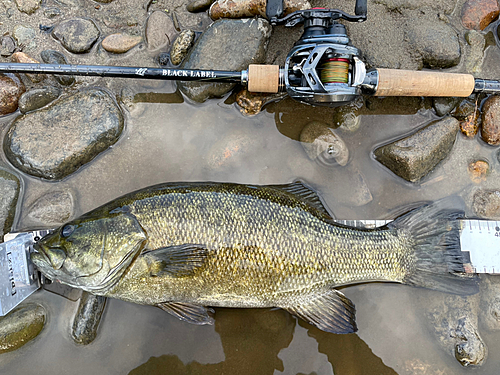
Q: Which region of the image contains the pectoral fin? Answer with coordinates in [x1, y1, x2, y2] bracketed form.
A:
[158, 302, 215, 325]
[284, 288, 357, 334]
[142, 244, 208, 277]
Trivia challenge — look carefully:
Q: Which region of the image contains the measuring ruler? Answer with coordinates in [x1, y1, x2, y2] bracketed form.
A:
[0, 219, 498, 316]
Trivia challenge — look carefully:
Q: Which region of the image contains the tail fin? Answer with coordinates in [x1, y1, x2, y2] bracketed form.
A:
[388, 197, 479, 295]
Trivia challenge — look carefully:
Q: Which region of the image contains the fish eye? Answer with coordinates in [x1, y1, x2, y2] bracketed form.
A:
[61, 224, 75, 238]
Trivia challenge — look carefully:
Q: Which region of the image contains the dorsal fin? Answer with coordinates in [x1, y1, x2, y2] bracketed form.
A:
[271, 181, 335, 220]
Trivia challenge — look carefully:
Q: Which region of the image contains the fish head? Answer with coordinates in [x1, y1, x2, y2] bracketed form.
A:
[32, 210, 147, 292]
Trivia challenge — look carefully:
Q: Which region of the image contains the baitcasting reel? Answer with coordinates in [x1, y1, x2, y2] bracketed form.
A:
[270, 3, 368, 107]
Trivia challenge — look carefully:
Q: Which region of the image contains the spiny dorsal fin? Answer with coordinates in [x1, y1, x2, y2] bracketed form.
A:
[158, 302, 215, 325]
[142, 244, 208, 277]
[283, 288, 357, 334]
[271, 181, 334, 220]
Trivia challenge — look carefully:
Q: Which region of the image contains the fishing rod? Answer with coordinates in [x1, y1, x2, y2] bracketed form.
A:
[2, 2, 500, 107]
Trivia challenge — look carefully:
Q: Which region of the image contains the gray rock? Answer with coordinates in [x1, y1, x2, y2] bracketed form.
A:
[170, 30, 195, 66]
[18, 86, 61, 114]
[0, 73, 25, 115]
[299, 121, 349, 166]
[43, 7, 61, 18]
[71, 292, 107, 345]
[187, 0, 215, 12]
[26, 190, 74, 226]
[11, 52, 46, 83]
[464, 30, 485, 75]
[53, 0, 81, 8]
[0, 170, 20, 240]
[433, 97, 461, 117]
[4, 88, 124, 180]
[374, 117, 459, 182]
[40, 50, 74, 86]
[0, 303, 46, 354]
[12, 25, 36, 51]
[52, 18, 100, 54]
[479, 275, 500, 332]
[14, 0, 40, 14]
[145, 11, 177, 51]
[335, 165, 373, 207]
[0, 35, 16, 57]
[418, 292, 487, 367]
[178, 18, 271, 103]
[405, 17, 460, 69]
[472, 189, 500, 218]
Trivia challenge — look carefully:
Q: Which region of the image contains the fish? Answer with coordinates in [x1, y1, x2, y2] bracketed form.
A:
[31, 181, 478, 334]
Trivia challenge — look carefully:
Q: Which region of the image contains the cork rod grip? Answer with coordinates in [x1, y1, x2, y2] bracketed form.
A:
[247, 64, 280, 93]
[374, 68, 475, 97]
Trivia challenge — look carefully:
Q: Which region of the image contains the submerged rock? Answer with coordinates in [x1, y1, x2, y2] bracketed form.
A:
[72, 292, 107, 345]
[170, 30, 195, 66]
[0, 303, 46, 354]
[206, 130, 256, 170]
[461, 0, 499, 31]
[481, 95, 500, 145]
[374, 117, 459, 182]
[178, 18, 271, 103]
[4, 88, 124, 180]
[332, 96, 364, 132]
[145, 11, 177, 51]
[40, 50, 74, 86]
[299, 121, 349, 166]
[102, 33, 142, 54]
[472, 189, 500, 218]
[52, 18, 100, 53]
[468, 160, 489, 183]
[18, 86, 61, 114]
[0, 169, 20, 240]
[480, 275, 500, 331]
[26, 190, 74, 226]
[11, 52, 46, 83]
[0, 73, 25, 115]
[235, 88, 285, 115]
[419, 292, 487, 367]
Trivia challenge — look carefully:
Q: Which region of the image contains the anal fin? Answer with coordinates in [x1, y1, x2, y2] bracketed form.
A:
[283, 288, 357, 334]
[158, 302, 215, 325]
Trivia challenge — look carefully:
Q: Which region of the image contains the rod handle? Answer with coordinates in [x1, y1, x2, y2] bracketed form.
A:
[373, 68, 475, 97]
[247, 64, 280, 93]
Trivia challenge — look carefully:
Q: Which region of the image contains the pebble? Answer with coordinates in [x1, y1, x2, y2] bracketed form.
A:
[43, 6, 61, 18]
[464, 30, 485, 74]
[299, 121, 349, 166]
[102, 33, 142, 54]
[461, 0, 499, 31]
[145, 11, 177, 51]
[72, 292, 107, 345]
[0, 169, 20, 240]
[209, 0, 310, 19]
[14, 0, 40, 14]
[453, 97, 480, 138]
[433, 97, 461, 117]
[12, 25, 36, 51]
[0, 35, 16, 57]
[170, 30, 195, 66]
[468, 160, 489, 183]
[178, 18, 272, 103]
[40, 50, 74, 86]
[52, 18, 100, 53]
[480, 95, 500, 145]
[374, 117, 459, 182]
[12, 51, 45, 83]
[187, 0, 215, 12]
[18, 86, 61, 114]
[472, 189, 500, 217]
[0, 303, 46, 354]
[0, 73, 25, 115]
[26, 190, 73, 226]
[235, 88, 286, 116]
[4, 88, 124, 180]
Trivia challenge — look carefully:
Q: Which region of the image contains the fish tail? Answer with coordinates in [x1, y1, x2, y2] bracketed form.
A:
[388, 197, 479, 295]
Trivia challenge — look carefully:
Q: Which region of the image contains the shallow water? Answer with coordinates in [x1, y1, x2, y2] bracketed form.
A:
[1, 54, 500, 375]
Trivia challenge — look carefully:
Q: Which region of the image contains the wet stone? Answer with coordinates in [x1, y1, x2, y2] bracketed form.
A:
[12, 25, 36, 51]
[0, 169, 20, 240]
[207, 130, 256, 169]
[480, 95, 500, 145]
[468, 160, 489, 183]
[332, 96, 364, 132]
[187, 0, 215, 12]
[465, 30, 485, 74]
[235, 88, 286, 115]
[26, 190, 74, 226]
[145, 11, 177, 51]
[0, 73, 25, 115]
[461, 0, 499, 31]
[170, 30, 195, 66]
[72, 292, 107, 345]
[433, 97, 460, 117]
[12, 52, 46, 83]
[374, 117, 459, 182]
[102, 33, 142, 54]
[4, 88, 124, 180]
[299, 121, 349, 167]
[14, 0, 40, 14]
[0, 303, 46, 354]
[178, 18, 272, 103]
[472, 189, 500, 218]
[40, 50, 74, 86]
[18, 86, 61, 114]
[332, 165, 373, 207]
[0, 35, 16, 57]
[52, 18, 100, 53]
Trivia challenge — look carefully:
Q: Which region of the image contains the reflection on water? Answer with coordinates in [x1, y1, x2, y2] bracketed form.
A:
[1, 48, 500, 374]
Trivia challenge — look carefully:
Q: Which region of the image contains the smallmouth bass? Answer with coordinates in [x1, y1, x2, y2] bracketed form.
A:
[32, 181, 478, 333]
